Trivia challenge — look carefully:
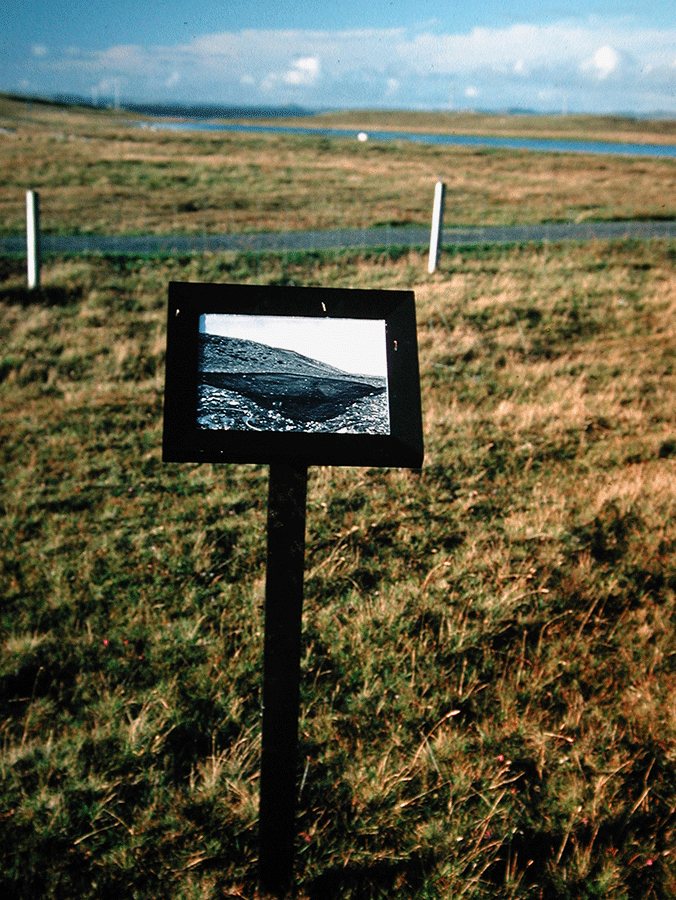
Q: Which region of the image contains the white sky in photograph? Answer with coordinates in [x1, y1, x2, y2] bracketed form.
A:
[200, 314, 388, 378]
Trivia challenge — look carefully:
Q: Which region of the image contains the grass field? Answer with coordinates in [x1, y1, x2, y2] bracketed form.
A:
[2, 98, 676, 898]
[1, 95, 676, 237]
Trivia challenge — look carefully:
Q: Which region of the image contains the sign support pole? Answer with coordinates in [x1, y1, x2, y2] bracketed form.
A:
[259, 462, 308, 897]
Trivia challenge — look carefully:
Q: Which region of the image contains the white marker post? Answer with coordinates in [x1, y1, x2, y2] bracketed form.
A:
[26, 190, 41, 290]
[428, 181, 446, 274]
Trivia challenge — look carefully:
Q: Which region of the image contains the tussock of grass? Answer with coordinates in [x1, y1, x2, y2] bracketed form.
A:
[2, 241, 676, 898]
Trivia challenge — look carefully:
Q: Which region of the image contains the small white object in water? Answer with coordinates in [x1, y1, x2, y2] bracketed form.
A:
[357, 131, 368, 142]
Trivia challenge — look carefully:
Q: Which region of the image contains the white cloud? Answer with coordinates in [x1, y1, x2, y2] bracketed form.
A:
[102, 45, 141, 68]
[582, 45, 622, 80]
[24, 18, 676, 114]
[31, 44, 48, 58]
[283, 57, 320, 86]
[385, 77, 400, 97]
[261, 55, 321, 95]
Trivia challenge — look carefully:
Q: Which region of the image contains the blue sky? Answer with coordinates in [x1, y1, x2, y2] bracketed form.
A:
[2, 2, 675, 114]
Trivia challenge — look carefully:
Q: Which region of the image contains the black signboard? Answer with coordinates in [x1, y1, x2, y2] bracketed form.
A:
[163, 282, 423, 467]
[163, 280, 423, 894]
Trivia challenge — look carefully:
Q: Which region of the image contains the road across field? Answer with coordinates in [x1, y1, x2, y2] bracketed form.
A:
[1, 219, 676, 257]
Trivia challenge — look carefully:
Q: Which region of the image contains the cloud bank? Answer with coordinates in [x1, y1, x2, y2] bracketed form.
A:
[20, 17, 676, 114]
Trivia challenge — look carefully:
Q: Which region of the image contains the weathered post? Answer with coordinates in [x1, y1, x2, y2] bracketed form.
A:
[428, 180, 445, 274]
[259, 462, 308, 897]
[26, 190, 41, 289]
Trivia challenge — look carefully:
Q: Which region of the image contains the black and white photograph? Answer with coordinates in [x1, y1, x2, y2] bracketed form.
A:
[163, 282, 422, 466]
[196, 314, 390, 434]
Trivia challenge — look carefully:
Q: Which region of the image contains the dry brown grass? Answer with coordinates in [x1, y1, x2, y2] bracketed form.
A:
[298, 108, 676, 145]
[3, 95, 676, 896]
[1, 96, 676, 237]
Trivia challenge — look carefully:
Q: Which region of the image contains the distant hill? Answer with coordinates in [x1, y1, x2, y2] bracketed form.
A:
[46, 95, 313, 119]
[122, 102, 313, 119]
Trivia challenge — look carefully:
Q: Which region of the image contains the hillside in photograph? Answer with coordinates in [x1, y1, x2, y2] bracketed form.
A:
[197, 332, 388, 429]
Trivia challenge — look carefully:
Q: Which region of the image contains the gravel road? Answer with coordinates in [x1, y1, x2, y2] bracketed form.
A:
[2, 220, 676, 257]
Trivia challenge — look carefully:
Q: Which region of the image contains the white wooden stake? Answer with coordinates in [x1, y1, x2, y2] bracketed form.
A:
[428, 181, 446, 274]
[26, 190, 41, 289]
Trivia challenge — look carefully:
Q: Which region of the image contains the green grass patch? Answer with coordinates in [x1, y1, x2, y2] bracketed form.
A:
[2, 242, 676, 897]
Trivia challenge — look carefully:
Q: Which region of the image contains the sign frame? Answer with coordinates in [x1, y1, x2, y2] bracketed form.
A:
[163, 281, 423, 468]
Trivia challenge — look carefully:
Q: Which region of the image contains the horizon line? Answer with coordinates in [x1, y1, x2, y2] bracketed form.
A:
[4, 90, 676, 123]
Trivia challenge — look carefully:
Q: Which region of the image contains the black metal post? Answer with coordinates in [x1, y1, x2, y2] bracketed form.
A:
[259, 462, 308, 897]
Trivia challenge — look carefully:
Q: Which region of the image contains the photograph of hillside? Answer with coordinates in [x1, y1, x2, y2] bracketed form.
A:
[197, 328, 390, 434]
